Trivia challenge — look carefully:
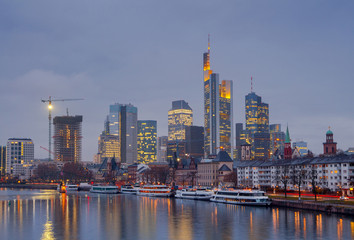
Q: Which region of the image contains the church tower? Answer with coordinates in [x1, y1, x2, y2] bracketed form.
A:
[284, 125, 292, 159]
[323, 128, 337, 156]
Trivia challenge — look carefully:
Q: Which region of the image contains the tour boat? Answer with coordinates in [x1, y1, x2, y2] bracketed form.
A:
[90, 185, 119, 194]
[137, 185, 172, 197]
[210, 189, 271, 206]
[175, 188, 213, 200]
[57, 183, 78, 193]
[121, 185, 139, 194]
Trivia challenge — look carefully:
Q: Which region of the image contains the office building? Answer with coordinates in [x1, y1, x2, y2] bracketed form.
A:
[137, 120, 157, 164]
[106, 103, 138, 164]
[168, 100, 193, 141]
[97, 134, 120, 163]
[157, 136, 168, 162]
[0, 146, 6, 176]
[293, 141, 308, 157]
[53, 115, 83, 162]
[6, 138, 34, 176]
[203, 37, 233, 158]
[185, 126, 204, 158]
[270, 124, 285, 159]
[245, 91, 270, 159]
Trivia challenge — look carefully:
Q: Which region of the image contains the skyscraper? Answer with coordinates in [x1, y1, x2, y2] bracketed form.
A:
[245, 91, 270, 159]
[137, 120, 157, 164]
[53, 115, 82, 162]
[157, 136, 168, 162]
[97, 134, 120, 163]
[203, 37, 233, 157]
[6, 138, 34, 176]
[0, 146, 6, 176]
[105, 103, 138, 164]
[168, 100, 193, 141]
[185, 126, 204, 158]
[270, 124, 285, 158]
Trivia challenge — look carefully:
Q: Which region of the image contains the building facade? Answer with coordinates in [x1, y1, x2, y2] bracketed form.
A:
[185, 126, 204, 158]
[106, 103, 138, 164]
[137, 120, 157, 164]
[203, 38, 233, 158]
[168, 100, 193, 141]
[157, 136, 168, 162]
[53, 115, 82, 162]
[97, 134, 120, 164]
[245, 92, 270, 160]
[6, 138, 34, 176]
[293, 141, 308, 157]
[235, 155, 354, 195]
[0, 146, 5, 176]
[270, 124, 285, 159]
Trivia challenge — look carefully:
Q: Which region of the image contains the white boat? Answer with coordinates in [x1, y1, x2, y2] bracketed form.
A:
[65, 184, 79, 192]
[121, 185, 139, 194]
[90, 185, 119, 194]
[210, 189, 271, 206]
[175, 188, 213, 200]
[137, 185, 171, 197]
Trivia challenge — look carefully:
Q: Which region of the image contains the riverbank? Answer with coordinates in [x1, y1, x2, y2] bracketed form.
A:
[0, 184, 57, 190]
[271, 198, 354, 215]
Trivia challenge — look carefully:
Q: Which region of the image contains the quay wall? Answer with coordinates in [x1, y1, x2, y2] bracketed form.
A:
[272, 199, 354, 215]
[0, 184, 57, 190]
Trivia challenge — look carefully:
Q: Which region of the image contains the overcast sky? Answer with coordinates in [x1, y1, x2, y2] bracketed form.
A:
[1, 0, 353, 161]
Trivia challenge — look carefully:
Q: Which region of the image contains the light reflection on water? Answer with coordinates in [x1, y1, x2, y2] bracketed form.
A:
[0, 189, 353, 240]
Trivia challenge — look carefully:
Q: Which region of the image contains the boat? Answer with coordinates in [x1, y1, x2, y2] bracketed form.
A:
[57, 183, 78, 193]
[137, 185, 172, 197]
[210, 189, 271, 206]
[175, 188, 213, 200]
[121, 185, 139, 194]
[90, 185, 119, 194]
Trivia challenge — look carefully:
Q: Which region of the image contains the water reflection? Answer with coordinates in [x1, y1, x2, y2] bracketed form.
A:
[0, 189, 353, 240]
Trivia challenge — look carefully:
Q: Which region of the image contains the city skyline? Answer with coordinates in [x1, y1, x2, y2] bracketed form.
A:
[1, 1, 354, 161]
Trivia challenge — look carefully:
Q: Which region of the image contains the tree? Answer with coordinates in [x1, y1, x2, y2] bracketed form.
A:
[61, 162, 93, 183]
[307, 164, 323, 201]
[35, 163, 59, 181]
[273, 165, 291, 198]
[291, 166, 307, 200]
[223, 171, 237, 188]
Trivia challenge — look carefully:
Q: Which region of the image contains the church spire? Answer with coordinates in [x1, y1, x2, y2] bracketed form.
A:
[285, 125, 291, 143]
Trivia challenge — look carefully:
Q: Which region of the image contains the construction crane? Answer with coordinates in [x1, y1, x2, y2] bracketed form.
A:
[40, 146, 55, 156]
[41, 96, 84, 161]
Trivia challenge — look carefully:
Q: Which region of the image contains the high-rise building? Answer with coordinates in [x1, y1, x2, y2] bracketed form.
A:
[270, 124, 285, 158]
[245, 91, 270, 159]
[97, 134, 120, 163]
[185, 126, 204, 158]
[168, 100, 193, 141]
[53, 115, 82, 162]
[157, 136, 168, 162]
[293, 141, 308, 157]
[121, 104, 138, 164]
[6, 138, 34, 176]
[137, 120, 157, 164]
[106, 103, 138, 164]
[0, 146, 6, 176]
[203, 38, 233, 158]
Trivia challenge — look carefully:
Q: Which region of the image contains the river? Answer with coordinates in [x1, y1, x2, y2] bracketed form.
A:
[0, 188, 352, 240]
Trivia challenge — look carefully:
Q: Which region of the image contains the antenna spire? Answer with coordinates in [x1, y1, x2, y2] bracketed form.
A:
[251, 76, 253, 93]
[208, 34, 210, 53]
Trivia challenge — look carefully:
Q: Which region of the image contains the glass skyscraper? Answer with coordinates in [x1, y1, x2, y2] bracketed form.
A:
[106, 103, 137, 164]
[203, 38, 233, 157]
[137, 120, 157, 164]
[245, 92, 270, 159]
[168, 100, 193, 141]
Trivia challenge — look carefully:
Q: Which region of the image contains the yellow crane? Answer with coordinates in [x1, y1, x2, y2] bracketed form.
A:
[41, 96, 84, 161]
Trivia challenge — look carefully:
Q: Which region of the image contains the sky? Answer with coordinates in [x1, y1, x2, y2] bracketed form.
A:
[0, 0, 353, 161]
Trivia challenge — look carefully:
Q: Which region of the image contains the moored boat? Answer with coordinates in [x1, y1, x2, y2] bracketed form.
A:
[175, 188, 213, 200]
[137, 185, 171, 197]
[121, 185, 138, 194]
[210, 189, 271, 206]
[90, 185, 119, 194]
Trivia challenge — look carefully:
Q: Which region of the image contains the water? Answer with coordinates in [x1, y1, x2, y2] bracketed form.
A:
[0, 188, 353, 240]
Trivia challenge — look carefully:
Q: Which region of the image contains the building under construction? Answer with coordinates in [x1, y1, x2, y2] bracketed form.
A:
[53, 115, 83, 162]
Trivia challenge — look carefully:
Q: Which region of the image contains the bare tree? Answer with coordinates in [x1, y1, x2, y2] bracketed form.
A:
[307, 165, 323, 201]
[291, 166, 307, 200]
[223, 171, 237, 188]
[273, 165, 291, 198]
